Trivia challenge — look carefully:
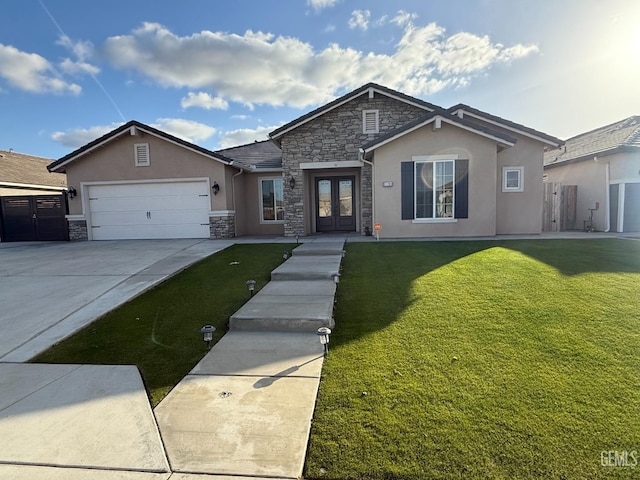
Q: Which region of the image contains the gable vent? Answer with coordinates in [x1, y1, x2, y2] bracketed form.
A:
[134, 143, 150, 167]
[363, 110, 379, 134]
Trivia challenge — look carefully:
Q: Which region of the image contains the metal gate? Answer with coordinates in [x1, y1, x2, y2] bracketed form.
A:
[0, 195, 68, 242]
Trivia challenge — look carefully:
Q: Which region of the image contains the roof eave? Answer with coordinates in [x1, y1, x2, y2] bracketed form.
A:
[450, 107, 563, 147]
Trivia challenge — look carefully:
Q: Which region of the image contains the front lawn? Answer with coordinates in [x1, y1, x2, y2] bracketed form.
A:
[32, 243, 286, 406]
[306, 239, 640, 479]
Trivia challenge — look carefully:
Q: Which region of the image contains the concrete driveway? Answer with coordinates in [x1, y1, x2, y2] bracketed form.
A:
[0, 239, 232, 362]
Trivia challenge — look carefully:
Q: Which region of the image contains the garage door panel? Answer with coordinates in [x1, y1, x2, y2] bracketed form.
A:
[87, 182, 211, 240]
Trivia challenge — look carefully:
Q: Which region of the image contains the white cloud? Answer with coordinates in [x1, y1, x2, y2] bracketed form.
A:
[100, 20, 538, 109]
[232, 114, 250, 120]
[56, 35, 94, 61]
[219, 125, 281, 149]
[392, 10, 418, 27]
[323, 24, 336, 33]
[59, 58, 100, 76]
[51, 123, 123, 148]
[151, 118, 216, 143]
[0, 43, 81, 95]
[307, 0, 338, 11]
[181, 91, 229, 110]
[349, 10, 371, 31]
[51, 118, 216, 149]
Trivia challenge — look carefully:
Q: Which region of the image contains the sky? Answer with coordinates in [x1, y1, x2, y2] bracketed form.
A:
[1, 0, 639, 160]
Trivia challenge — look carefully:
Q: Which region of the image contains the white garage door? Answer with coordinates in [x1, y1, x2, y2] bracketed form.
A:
[88, 181, 210, 240]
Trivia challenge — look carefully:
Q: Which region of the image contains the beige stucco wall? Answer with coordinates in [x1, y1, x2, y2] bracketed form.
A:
[234, 172, 285, 236]
[609, 152, 640, 182]
[496, 135, 544, 234]
[64, 133, 234, 216]
[544, 159, 607, 231]
[372, 123, 498, 237]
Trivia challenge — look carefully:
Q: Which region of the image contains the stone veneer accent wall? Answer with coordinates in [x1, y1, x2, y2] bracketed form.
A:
[209, 215, 235, 239]
[68, 219, 88, 241]
[280, 92, 428, 236]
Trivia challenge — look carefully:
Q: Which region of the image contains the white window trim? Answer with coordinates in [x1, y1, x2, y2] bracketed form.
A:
[503, 166, 524, 192]
[134, 143, 150, 167]
[414, 157, 457, 220]
[363, 110, 379, 134]
[259, 176, 285, 224]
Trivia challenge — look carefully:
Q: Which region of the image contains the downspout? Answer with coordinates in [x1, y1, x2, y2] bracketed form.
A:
[231, 167, 244, 237]
[359, 148, 374, 234]
[604, 160, 610, 232]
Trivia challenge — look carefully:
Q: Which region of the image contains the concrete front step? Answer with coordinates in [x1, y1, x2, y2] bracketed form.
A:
[271, 255, 342, 281]
[229, 280, 336, 332]
[292, 241, 346, 257]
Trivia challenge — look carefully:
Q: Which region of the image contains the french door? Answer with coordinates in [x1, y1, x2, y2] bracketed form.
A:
[316, 176, 355, 232]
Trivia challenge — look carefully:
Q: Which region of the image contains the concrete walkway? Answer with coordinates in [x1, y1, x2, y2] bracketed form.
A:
[154, 238, 345, 478]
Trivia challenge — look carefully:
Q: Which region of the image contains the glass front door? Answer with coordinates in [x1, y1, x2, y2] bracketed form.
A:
[316, 176, 355, 232]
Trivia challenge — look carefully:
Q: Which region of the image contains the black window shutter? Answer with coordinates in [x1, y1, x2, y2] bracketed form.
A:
[455, 160, 469, 219]
[401, 161, 415, 220]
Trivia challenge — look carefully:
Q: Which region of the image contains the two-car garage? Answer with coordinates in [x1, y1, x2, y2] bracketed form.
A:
[86, 180, 211, 240]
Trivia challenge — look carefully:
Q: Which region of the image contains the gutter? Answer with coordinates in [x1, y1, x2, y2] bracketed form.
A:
[593, 156, 611, 232]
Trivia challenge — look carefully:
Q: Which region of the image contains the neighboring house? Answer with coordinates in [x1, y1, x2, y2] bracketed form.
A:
[48, 83, 562, 240]
[544, 116, 640, 232]
[0, 150, 66, 196]
[0, 150, 68, 242]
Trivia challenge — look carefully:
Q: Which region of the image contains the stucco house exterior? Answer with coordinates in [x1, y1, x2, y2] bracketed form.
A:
[48, 83, 562, 240]
[544, 116, 640, 233]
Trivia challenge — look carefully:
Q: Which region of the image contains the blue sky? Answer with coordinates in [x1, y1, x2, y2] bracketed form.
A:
[1, 0, 639, 159]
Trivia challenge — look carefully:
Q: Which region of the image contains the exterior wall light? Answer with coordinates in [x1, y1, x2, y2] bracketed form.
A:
[67, 187, 77, 199]
[289, 175, 296, 189]
[212, 182, 220, 195]
[246, 279, 256, 297]
[317, 326, 332, 355]
[200, 324, 216, 348]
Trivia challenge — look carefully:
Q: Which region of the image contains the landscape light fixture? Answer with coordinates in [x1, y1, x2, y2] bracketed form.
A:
[200, 324, 216, 348]
[333, 273, 340, 284]
[283, 251, 289, 261]
[246, 279, 256, 297]
[212, 182, 220, 195]
[289, 175, 296, 189]
[316, 326, 332, 355]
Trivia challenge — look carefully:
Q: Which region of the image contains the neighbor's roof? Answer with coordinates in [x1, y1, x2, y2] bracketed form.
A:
[215, 140, 282, 170]
[269, 83, 439, 142]
[48, 120, 235, 173]
[361, 108, 517, 158]
[448, 104, 563, 147]
[0, 149, 66, 189]
[544, 116, 640, 169]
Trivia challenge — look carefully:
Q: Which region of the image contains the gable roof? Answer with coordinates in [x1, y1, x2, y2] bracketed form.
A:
[544, 116, 640, 169]
[360, 108, 517, 159]
[448, 104, 563, 147]
[0, 150, 66, 190]
[48, 120, 235, 173]
[215, 140, 282, 170]
[269, 83, 439, 142]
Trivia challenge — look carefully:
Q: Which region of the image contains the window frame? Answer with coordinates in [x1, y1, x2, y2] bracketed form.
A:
[503, 166, 524, 192]
[134, 143, 150, 167]
[259, 177, 285, 224]
[362, 109, 379, 134]
[413, 157, 457, 222]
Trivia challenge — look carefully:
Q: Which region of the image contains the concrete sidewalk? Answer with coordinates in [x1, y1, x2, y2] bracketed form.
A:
[155, 240, 344, 479]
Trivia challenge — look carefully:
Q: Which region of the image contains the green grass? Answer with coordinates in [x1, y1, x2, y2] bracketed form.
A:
[305, 239, 640, 480]
[32, 243, 286, 406]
